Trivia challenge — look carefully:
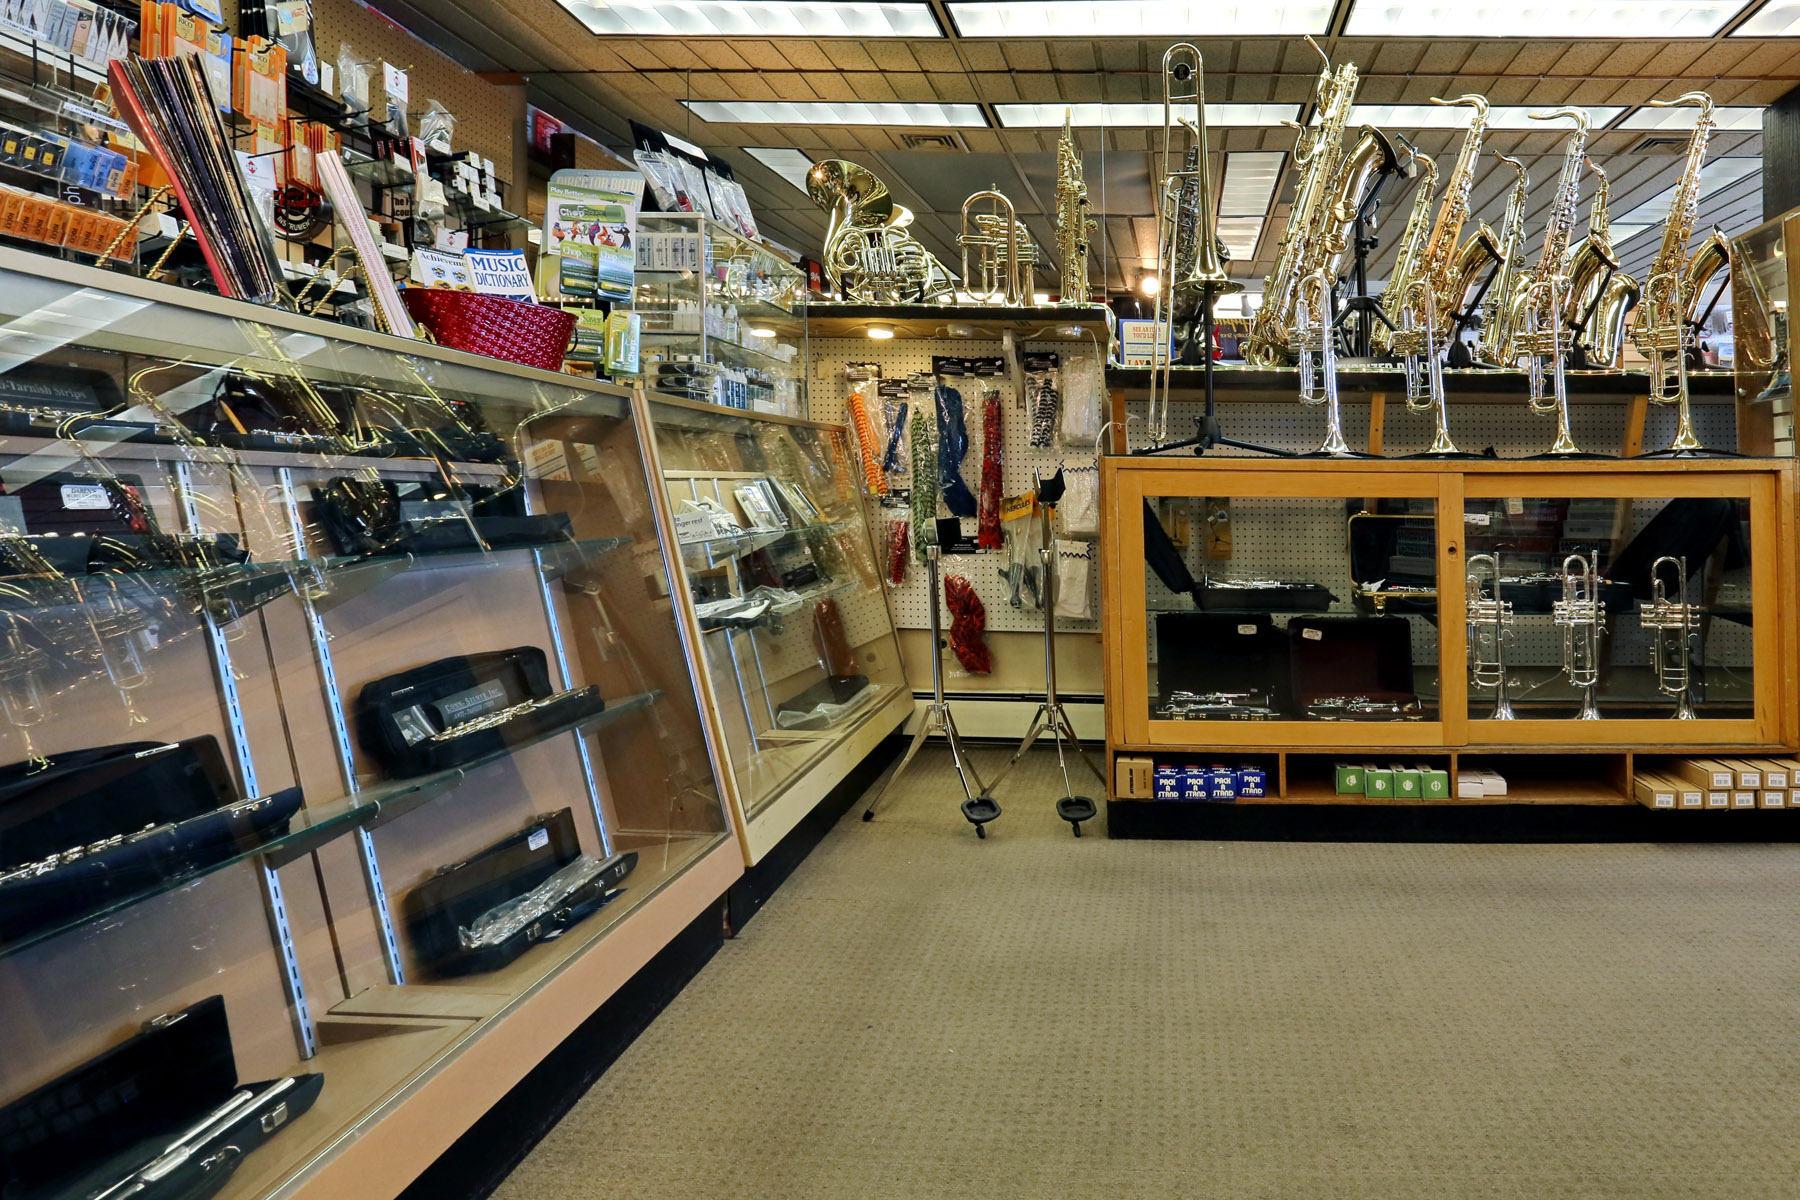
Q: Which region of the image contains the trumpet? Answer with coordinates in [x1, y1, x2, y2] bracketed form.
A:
[1514, 109, 1591, 456]
[1391, 278, 1459, 455]
[1296, 270, 1353, 457]
[960, 186, 1036, 306]
[0, 611, 52, 771]
[1552, 550, 1605, 720]
[1465, 552, 1515, 720]
[1640, 555, 1698, 719]
[1148, 44, 1240, 445]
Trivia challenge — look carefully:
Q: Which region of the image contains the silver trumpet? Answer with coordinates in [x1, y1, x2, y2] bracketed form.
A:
[1552, 550, 1605, 720]
[1640, 554, 1698, 719]
[0, 611, 53, 771]
[1465, 552, 1515, 720]
[1392, 278, 1459, 455]
[1296, 270, 1353, 457]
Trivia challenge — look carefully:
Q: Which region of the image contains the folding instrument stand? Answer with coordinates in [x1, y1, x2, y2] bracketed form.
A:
[861, 543, 996, 836]
[982, 504, 1105, 835]
[1136, 281, 1291, 459]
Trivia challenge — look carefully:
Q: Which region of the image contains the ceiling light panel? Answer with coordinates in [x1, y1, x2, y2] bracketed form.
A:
[553, 0, 941, 36]
[1351, 104, 1625, 129]
[1219, 151, 1284, 218]
[745, 148, 816, 192]
[996, 103, 1302, 127]
[685, 100, 986, 127]
[1216, 217, 1266, 262]
[1618, 106, 1763, 131]
[1731, 0, 1800, 33]
[950, 0, 1330, 36]
[1344, 0, 1748, 38]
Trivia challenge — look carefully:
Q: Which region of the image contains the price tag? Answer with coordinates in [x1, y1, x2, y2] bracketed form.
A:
[1302, 627, 1323, 641]
[526, 828, 549, 852]
[1506, 497, 1524, 514]
[60, 483, 110, 510]
[1237, 624, 1256, 636]
[382, 61, 409, 107]
[1465, 511, 1490, 526]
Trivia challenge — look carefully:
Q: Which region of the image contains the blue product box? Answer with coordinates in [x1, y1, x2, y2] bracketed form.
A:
[1182, 765, 1208, 802]
[1207, 766, 1236, 802]
[1154, 765, 1181, 801]
[1235, 766, 1267, 799]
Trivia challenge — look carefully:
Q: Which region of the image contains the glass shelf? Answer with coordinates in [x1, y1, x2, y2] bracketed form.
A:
[0, 691, 659, 964]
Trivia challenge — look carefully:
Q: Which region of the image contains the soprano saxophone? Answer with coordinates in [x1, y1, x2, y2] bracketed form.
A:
[1054, 110, 1095, 306]
[1630, 92, 1719, 454]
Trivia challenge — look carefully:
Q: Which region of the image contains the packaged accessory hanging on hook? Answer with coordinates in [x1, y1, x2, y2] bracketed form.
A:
[845, 375, 887, 495]
[910, 405, 937, 561]
[1060, 352, 1103, 447]
[932, 357, 978, 518]
[885, 517, 909, 585]
[880, 377, 910, 479]
[977, 388, 1004, 549]
[1024, 351, 1062, 448]
[944, 572, 992, 675]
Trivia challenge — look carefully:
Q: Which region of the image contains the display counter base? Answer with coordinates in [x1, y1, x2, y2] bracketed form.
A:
[1105, 799, 1800, 842]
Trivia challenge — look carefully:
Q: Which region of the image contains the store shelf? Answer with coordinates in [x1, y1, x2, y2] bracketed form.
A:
[802, 302, 1111, 340]
[1106, 364, 1738, 399]
[642, 328, 801, 372]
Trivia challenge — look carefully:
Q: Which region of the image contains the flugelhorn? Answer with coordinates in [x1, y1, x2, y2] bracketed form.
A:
[1514, 109, 1591, 457]
[960, 186, 1036, 306]
[1296, 270, 1354, 457]
[1632, 92, 1717, 453]
[1392, 278, 1459, 455]
[1552, 550, 1604, 721]
[1465, 552, 1515, 720]
[1640, 555, 1698, 719]
[1147, 44, 1240, 445]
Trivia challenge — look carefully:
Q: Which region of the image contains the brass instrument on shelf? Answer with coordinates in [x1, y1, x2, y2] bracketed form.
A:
[0, 611, 52, 771]
[1373, 149, 1437, 356]
[1641, 555, 1699, 719]
[1391, 279, 1459, 455]
[1514, 109, 1591, 456]
[959, 186, 1037, 306]
[1563, 158, 1639, 369]
[1296, 270, 1353, 456]
[1475, 154, 1529, 365]
[1054, 110, 1094, 305]
[1630, 92, 1723, 453]
[1246, 37, 1359, 366]
[1552, 550, 1605, 720]
[1465, 552, 1515, 720]
[807, 159, 954, 305]
[1318, 124, 1402, 286]
[1148, 44, 1240, 444]
[1418, 96, 1495, 344]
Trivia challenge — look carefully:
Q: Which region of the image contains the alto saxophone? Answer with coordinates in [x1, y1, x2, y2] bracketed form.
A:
[1630, 91, 1723, 454]
[1475, 154, 1529, 366]
[1513, 108, 1592, 457]
[1054, 110, 1095, 306]
[1373, 148, 1437, 357]
[1245, 37, 1359, 366]
[1417, 96, 1495, 354]
[1563, 158, 1634, 369]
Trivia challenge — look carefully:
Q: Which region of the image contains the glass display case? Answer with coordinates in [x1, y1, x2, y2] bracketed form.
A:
[1103, 458, 1796, 761]
[0, 248, 739, 1200]
[1733, 206, 1798, 456]
[643, 393, 911, 861]
[634, 213, 807, 418]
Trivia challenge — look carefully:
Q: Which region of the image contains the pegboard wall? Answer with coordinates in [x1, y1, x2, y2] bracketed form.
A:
[1137, 395, 1753, 685]
[809, 335, 1109, 637]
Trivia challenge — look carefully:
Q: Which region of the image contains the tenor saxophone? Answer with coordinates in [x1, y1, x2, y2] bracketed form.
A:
[1418, 96, 1494, 349]
[1372, 149, 1436, 357]
[1475, 154, 1529, 366]
[1054, 110, 1095, 306]
[1630, 92, 1717, 453]
[1563, 158, 1629, 367]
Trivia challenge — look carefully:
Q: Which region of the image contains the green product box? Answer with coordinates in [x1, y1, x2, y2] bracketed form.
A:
[1363, 765, 1394, 799]
[1334, 763, 1363, 794]
[1422, 767, 1450, 799]
[1394, 767, 1422, 799]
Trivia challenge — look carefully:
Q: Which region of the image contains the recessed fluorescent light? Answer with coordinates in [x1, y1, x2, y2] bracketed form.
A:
[996, 102, 1301, 128]
[665, 132, 706, 159]
[1220, 151, 1283, 218]
[1216, 217, 1266, 263]
[685, 100, 985, 127]
[551, 0, 940, 36]
[1609, 224, 1652, 244]
[1609, 157, 1762, 239]
[1344, 0, 1747, 38]
[1731, 0, 1800, 33]
[950, 0, 1328, 35]
[1619, 106, 1763, 131]
[1351, 104, 1625, 130]
[745, 147, 815, 193]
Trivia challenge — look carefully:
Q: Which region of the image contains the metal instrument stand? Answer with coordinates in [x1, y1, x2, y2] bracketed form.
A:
[1135, 281, 1292, 459]
[982, 504, 1105, 835]
[862, 544, 997, 835]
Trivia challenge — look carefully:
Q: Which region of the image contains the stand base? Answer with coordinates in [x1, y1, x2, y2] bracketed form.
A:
[1634, 446, 1745, 460]
[861, 699, 991, 834]
[1297, 449, 1382, 460]
[1525, 450, 1616, 461]
[1056, 795, 1097, 835]
[962, 796, 1001, 836]
[1400, 449, 1492, 460]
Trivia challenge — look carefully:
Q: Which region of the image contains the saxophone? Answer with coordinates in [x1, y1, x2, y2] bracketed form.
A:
[1563, 158, 1638, 368]
[1418, 95, 1493, 347]
[807, 159, 954, 304]
[1631, 91, 1718, 453]
[1054, 110, 1094, 306]
[1372, 149, 1436, 356]
[1475, 154, 1529, 366]
[1245, 37, 1359, 366]
[1513, 108, 1591, 456]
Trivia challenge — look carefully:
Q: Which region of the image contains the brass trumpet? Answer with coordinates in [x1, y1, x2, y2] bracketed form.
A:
[1465, 551, 1515, 720]
[960, 186, 1036, 306]
[1640, 555, 1698, 719]
[1552, 550, 1604, 720]
[1296, 270, 1354, 457]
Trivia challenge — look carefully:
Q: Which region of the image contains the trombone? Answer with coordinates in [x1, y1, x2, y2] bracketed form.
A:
[1296, 270, 1354, 457]
[1147, 43, 1240, 447]
[1640, 555, 1698, 719]
[1552, 550, 1605, 720]
[1465, 552, 1515, 720]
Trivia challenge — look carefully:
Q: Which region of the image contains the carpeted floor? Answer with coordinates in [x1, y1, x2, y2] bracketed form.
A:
[493, 744, 1800, 1199]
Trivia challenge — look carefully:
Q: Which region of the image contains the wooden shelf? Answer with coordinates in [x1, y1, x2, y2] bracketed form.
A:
[1105, 364, 1736, 398]
[803, 302, 1111, 341]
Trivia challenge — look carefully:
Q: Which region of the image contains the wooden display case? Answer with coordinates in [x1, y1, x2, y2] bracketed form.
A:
[1101, 456, 1798, 819]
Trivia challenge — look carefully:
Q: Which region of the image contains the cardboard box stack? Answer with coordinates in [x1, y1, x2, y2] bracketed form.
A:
[1634, 757, 1800, 810]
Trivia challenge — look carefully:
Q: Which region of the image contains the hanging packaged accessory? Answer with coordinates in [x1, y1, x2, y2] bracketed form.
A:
[944, 572, 991, 674]
[880, 383, 909, 477]
[976, 390, 1003, 549]
[402, 808, 636, 976]
[0, 995, 322, 1200]
[845, 377, 887, 495]
[884, 518, 909, 586]
[909, 405, 937, 561]
[354, 647, 606, 779]
[931, 357, 979, 517]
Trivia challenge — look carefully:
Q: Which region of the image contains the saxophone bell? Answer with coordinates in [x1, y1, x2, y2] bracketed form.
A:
[1465, 552, 1515, 720]
[1640, 555, 1699, 719]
